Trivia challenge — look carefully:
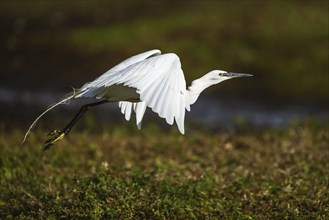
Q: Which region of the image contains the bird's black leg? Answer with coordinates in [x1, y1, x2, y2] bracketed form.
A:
[44, 99, 109, 150]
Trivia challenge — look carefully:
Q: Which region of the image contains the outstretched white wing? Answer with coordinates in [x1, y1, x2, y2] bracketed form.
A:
[76, 50, 187, 134]
[77, 49, 159, 129]
[78, 49, 161, 91]
[120, 53, 187, 134]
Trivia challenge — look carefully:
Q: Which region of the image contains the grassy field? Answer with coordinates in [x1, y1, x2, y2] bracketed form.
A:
[0, 122, 328, 219]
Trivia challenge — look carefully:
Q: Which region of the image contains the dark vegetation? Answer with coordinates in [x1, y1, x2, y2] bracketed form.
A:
[1, 1, 328, 103]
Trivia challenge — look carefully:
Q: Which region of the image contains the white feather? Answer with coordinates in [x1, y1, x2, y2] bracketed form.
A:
[125, 102, 132, 121]
[136, 102, 147, 129]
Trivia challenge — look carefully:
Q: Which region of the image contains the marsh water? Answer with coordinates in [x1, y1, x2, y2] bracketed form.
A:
[1, 87, 327, 130]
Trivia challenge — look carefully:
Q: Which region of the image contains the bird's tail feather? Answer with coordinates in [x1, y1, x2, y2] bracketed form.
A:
[21, 87, 80, 144]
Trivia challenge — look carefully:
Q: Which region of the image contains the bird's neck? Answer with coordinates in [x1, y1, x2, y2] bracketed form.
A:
[186, 77, 213, 106]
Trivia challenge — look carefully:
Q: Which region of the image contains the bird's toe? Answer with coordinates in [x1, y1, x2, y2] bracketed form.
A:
[44, 131, 66, 150]
[47, 129, 61, 137]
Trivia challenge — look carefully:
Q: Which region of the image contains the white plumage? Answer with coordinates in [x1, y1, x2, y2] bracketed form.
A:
[76, 49, 188, 133]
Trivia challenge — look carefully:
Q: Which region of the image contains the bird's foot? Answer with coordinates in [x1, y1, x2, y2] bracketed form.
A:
[44, 130, 65, 151]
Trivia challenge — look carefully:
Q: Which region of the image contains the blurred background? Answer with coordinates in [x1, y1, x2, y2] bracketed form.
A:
[1, 0, 328, 131]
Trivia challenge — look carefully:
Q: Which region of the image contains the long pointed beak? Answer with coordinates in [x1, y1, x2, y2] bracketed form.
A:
[226, 72, 253, 77]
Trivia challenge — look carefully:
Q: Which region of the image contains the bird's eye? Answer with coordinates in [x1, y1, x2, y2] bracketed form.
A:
[219, 72, 229, 77]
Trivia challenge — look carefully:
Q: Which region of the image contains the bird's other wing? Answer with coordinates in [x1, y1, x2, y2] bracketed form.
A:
[118, 101, 147, 129]
[76, 49, 161, 96]
[116, 53, 187, 134]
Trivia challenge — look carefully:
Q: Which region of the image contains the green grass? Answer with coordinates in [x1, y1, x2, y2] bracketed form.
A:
[1, 122, 328, 219]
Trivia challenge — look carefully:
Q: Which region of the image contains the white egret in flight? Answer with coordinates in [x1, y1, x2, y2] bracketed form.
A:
[22, 49, 252, 150]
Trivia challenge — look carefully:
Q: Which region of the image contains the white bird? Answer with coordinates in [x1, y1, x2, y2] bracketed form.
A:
[22, 49, 252, 150]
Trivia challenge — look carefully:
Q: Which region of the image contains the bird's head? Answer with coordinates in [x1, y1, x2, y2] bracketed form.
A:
[203, 70, 253, 85]
[188, 70, 253, 105]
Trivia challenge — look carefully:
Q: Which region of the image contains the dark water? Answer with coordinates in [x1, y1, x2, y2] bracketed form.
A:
[1, 87, 327, 129]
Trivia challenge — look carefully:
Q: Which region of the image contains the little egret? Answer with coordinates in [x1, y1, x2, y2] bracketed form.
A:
[22, 49, 252, 150]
